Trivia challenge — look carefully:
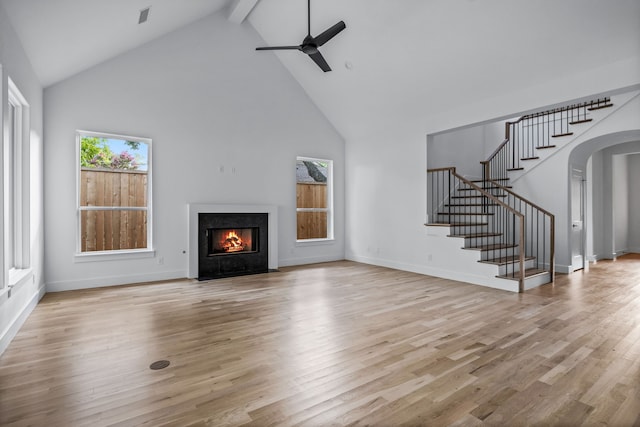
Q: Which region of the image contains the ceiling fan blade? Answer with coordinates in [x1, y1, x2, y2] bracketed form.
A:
[256, 45, 301, 51]
[308, 51, 331, 72]
[314, 21, 346, 47]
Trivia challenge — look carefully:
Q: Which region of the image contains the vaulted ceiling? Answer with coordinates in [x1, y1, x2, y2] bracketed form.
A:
[248, 0, 640, 139]
[2, 0, 639, 140]
[1, 0, 233, 87]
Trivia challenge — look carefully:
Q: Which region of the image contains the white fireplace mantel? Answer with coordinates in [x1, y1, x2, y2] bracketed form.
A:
[187, 203, 278, 278]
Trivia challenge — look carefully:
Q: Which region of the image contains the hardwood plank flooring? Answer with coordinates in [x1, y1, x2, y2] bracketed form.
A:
[1, 255, 640, 426]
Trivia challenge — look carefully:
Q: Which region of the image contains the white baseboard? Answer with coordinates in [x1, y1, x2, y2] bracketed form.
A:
[278, 254, 344, 267]
[346, 254, 520, 292]
[613, 249, 629, 258]
[0, 285, 46, 356]
[46, 270, 185, 292]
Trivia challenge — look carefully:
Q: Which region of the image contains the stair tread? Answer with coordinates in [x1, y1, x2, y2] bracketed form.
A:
[426, 222, 488, 227]
[552, 132, 574, 137]
[445, 203, 499, 207]
[452, 194, 507, 199]
[458, 186, 512, 191]
[569, 118, 593, 125]
[521, 156, 539, 161]
[587, 103, 613, 111]
[497, 268, 549, 280]
[439, 212, 494, 216]
[536, 145, 557, 150]
[480, 255, 535, 266]
[465, 243, 518, 251]
[458, 185, 513, 191]
[448, 232, 502, 238]
[507, 168, 524, 171]
[471, 178, 510, 183]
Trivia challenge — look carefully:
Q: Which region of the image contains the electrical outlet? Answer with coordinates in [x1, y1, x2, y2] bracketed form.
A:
[157, 256, 164, 265]
[427, 254, 433, 262]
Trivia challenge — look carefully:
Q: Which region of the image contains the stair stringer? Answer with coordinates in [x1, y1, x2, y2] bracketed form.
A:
[506, 90, 640, 272]
[509, 90, 640, 184]
[425, 224, 520, 292]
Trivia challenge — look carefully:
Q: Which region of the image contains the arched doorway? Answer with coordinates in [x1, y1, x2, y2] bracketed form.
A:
[569, 130, 640, 268]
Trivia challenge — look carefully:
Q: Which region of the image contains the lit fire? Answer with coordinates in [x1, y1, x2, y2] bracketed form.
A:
[221, 231, 245, 252]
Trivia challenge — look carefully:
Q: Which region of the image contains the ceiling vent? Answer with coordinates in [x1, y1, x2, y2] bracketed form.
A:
[138, 7, 151, 24]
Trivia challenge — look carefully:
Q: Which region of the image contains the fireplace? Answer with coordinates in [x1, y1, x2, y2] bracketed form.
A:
[188, 204, 278, 279]
[198, 212, 269, 280]
[208, 228, 258, 255]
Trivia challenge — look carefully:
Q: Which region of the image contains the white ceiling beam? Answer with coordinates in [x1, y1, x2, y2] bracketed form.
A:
[227, 0, 259, 24]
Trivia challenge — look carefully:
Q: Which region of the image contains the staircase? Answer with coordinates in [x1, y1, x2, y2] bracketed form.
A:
[427, 97, 612, 292]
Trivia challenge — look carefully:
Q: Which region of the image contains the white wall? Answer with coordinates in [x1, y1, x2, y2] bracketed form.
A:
[427, 120, 506, 178]
[0, 3, 45, 354]
[612, 154, 629, 255]
[585, 141, 640, 261]
[43, 12, 345, 291]
[629, 154, 640, 253]
[348, 87, 640, 279]
[586, 152, 604, 260]
[513, 92, 640, 272]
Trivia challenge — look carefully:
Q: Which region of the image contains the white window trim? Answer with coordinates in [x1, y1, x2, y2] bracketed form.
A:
[3, 76, 32, 289]
[74, 130, 153, 261]
[296, 156, 334, 243]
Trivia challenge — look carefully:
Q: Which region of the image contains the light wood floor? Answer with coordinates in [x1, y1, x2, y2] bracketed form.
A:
[2, 256, 640, 426]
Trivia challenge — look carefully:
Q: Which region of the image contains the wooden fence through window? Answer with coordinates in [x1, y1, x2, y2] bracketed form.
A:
[296, 182, 327, 239]
[80, 168, 148, 252]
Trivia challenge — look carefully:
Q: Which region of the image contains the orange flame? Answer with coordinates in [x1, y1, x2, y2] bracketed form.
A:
[222, 231, 245, 252]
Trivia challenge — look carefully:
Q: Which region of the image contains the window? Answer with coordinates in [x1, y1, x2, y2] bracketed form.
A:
[3, 77, 31, 289]
[296, 157, 333, 241]
[77, 131, 152, 255]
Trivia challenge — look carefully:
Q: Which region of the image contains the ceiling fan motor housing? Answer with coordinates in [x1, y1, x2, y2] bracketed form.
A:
[255, 1, 345, 72]
[301, 36, 318, 54]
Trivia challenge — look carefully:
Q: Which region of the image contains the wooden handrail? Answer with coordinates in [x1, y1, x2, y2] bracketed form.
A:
[427, 167, 526, 292]
[487, 179, 555, 280]
[520, 97, 610, 121]
[427, 166, 457, 173]
[481, 139, 509, 165]
[450, 171, 522, 219]
[486, 179, 555, 218]
[428, 167, 553, 291]
[484, 97, 611, 169]
[449, 170, 526, 291]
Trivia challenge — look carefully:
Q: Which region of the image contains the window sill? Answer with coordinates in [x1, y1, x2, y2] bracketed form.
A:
[1, 269, 34, 303]
[9, 268, 34, 289]
[74, 249, 156, 263]
[295, 238, 335, 246]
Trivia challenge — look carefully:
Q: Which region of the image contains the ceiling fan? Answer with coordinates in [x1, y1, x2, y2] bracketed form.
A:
[256, 0, 346, 72]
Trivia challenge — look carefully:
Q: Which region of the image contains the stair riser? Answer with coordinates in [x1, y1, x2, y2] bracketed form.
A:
[452, 195, 505, 201]
[437, 213, 492, 223]
[450, 225, 489, 234]
[458, 187, 508, 194]
[462, 235, 502, 247]
[444, 205, 496, 214]
[523, 273, 552, 290]
[480, 247, 520, 260]
[497, 258, 536, 275]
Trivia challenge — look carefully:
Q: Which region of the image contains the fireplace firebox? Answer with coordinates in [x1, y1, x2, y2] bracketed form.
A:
[198, 213, 268, 280]
[208, 228, 258, 255]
